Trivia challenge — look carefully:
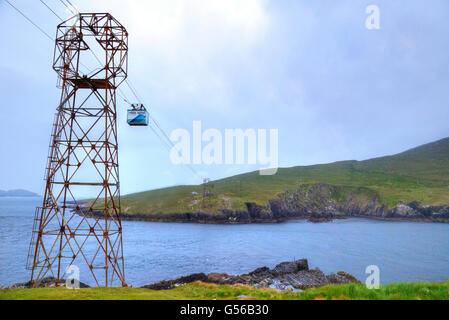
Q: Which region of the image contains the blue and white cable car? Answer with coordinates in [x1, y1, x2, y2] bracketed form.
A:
[127, 104, 149, 126]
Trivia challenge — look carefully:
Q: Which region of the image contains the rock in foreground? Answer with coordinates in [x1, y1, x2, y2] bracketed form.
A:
[3, 277, 90, 289]
[143, 259, 360, 291]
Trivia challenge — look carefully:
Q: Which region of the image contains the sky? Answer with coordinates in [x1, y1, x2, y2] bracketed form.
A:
[0, 0, 448, 196]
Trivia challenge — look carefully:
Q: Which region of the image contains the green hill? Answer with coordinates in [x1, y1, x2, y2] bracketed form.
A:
[118, 137, 449, 215]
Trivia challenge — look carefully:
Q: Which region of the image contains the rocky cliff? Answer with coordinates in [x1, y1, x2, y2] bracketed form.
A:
[266, 183, 449, 222]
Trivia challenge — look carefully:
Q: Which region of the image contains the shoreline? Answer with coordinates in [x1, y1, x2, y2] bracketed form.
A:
[75, 184, 449, 224]
[76, 209, 449, 224]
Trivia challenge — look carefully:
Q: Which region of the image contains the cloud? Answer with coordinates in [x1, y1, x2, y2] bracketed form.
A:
[127, 0, 268, 45]
[74, 0, 269, 115]
[1, 0, 448, 194]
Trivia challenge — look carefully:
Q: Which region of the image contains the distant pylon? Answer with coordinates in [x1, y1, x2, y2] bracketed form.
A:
[202, 178, 213, 208]
[27, 13, 128, 287]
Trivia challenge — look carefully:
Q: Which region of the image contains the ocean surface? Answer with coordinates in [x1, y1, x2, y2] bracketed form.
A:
[1, 197, 448, 287]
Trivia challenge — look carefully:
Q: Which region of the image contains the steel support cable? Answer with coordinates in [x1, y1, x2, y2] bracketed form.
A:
[127, 81, 182, 153]
[40, 0, 63, 21]
[116, 87, 203, 180]
[116, 89, 172, 151]
[126, 79, 175, 147]
[5, 0, 54, 41]
[59, 0, 77, 15]
[117, 88, 130, 104]
[125, 79, 175, 147]
[122, 78, 203, 180]
[6, 1, 94, 77]
[125, 79, 144, 103]
[64, 0, 78, 11]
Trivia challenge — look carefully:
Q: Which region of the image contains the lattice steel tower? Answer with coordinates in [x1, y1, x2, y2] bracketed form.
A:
[27, 13, 128, 287]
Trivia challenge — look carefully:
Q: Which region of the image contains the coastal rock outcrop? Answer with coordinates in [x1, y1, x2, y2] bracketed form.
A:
[3, 277, 90, 289]
[242, 184, 449, 223]
[143, 259, 360, 291]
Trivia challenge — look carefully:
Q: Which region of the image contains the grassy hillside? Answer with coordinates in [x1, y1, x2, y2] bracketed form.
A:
[1, 281, 448, 300]
[117, 137, 449, 215]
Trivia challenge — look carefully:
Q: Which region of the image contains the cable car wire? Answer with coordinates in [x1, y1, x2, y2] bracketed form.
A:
[125, 79, 178, 149]
[122, 79, 204, 180]
[124, 81, 174, 143]
[6, 0, 95, 76]
[59, 0, 77, 15]
[40, 0, 64, 22]
[5, 0, 54, 41]
[64, 0, 79, 12]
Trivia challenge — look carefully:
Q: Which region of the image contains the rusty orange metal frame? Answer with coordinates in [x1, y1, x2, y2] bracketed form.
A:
[27, 13, 128, 287]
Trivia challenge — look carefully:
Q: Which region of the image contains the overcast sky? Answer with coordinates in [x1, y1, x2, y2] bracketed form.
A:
[0, 0, 448, 196]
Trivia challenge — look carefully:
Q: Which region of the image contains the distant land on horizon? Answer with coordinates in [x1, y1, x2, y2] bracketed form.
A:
[0, 189, 40, 197]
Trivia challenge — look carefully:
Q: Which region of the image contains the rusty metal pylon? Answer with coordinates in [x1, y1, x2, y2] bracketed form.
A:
[27, 13, 128, 287]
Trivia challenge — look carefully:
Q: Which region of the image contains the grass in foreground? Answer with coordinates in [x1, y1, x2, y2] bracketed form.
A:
[1, 281, 448, 300]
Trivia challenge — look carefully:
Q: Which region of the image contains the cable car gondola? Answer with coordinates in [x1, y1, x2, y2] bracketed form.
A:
[127, 104, 149, 126]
